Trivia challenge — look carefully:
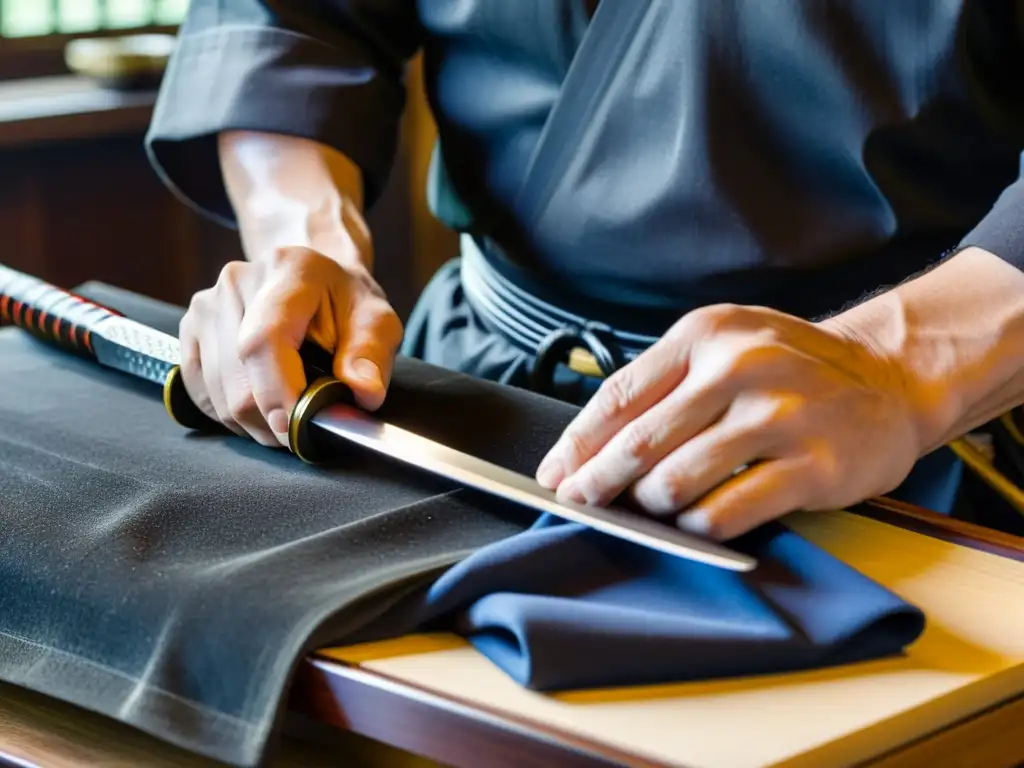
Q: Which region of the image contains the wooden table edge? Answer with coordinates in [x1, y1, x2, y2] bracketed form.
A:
[287, 498, 1024, 767]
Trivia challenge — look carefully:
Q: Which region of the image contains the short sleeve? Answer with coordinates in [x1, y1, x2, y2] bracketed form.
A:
[959, 171, 1024, 272]
[144, 0, 423, 226]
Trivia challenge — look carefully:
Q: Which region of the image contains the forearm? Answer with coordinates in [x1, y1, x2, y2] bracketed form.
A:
[825, 246, 1024, 454]
[218, 131, 372, 273]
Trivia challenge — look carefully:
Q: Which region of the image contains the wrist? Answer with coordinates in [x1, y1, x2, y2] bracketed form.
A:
[237, 190, 374, 276]
[822, 246, 1024, 455]
[219, 130, 372, 275]
[820, 292, 958, 456]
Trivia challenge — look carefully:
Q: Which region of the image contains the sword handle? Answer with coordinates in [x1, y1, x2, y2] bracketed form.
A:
[0, 263, 115, 358]
[0, 264, 349, 444]
[0, 264, 216, 429]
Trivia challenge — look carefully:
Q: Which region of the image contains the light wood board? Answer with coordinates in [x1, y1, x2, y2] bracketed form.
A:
[321, 509, 1024, 768]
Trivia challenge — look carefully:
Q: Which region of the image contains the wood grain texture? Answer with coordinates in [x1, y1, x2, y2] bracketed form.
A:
[292, 501, 1024, 768]
[0, 70, 426, 317]
[856, 496, 1024, 562]
[292, 659, 637, 768]
[0, 678, 418, 768]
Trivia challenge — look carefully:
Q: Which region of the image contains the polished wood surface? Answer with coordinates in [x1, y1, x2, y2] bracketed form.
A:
[869, 693, 1024, 768]
[288, 498, 1024, 768]
[857, 495, 1024, 561]
[0, 678, 415, 768]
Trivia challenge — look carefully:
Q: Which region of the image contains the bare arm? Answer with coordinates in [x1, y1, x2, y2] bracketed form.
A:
[217, 130, 372, 275]
[827, 246, 1024, 453]
[536, 245, 1024, 540]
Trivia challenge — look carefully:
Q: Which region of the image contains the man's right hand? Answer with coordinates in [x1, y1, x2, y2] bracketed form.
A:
[178, 247, 403, 447]
[176, 130, 401, 447]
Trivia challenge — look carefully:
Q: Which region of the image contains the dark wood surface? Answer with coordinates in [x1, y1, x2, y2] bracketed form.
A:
[0, 76, 421, 321]
[287, 497, 1024, 768]
[290, 661, 639, 768]
[855, 495, 1024, 562]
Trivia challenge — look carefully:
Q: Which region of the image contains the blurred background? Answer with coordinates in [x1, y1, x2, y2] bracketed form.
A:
[0, 0, 457, 319]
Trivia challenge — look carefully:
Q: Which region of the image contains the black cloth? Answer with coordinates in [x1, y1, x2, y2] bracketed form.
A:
[148, 0, 1024, 322]
[0, 284, 926, 767]
[0, 282, 559, 766]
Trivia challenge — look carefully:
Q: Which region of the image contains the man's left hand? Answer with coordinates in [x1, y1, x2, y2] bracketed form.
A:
[534, 304, 928, 540]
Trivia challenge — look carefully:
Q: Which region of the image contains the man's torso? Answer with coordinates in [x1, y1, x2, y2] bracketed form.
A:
[416, 0, 1024, 317]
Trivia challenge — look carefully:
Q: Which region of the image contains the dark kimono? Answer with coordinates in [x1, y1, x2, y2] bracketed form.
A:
[147, 0, 1024, 366]
[146, 0, 1024, 515]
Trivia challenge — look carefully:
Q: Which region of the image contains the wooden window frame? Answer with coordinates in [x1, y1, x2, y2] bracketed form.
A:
[0, 24, 177, 80]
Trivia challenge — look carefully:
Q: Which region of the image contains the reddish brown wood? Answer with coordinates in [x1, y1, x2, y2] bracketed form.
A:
[856, 496, 1024, 561]
[289, 498, 1024, 768]
[0, 73, 421, 317]
[291, 659, 655, 768]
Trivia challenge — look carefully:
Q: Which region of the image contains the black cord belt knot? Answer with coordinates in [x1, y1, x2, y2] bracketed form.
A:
[458, 234, 661, 394]
[528, 321, 627, 396]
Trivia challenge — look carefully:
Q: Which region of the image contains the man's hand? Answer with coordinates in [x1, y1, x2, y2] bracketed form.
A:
[178, 248, 402, 448]
[179, 130, 403, 448]
[535, 304, 928, 540]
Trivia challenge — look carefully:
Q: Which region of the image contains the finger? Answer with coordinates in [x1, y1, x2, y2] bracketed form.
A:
[626, 418, 765, 515]
[216, 287, 279, 447]
[198, 320, 245, 437]
[674, 459, 806, 541]
[177, 313, 219, 424]
[536, 340, 689, 489]
[237, 275, 326, 446]
[333, 296, 403, 411]
[554, 377, 731, 507]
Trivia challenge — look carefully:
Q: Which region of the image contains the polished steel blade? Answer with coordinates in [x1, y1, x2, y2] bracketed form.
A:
[310, 404, 757, 572]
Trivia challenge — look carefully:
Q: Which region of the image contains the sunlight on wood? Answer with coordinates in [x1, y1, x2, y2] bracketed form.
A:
[319, 510, 1024, 768]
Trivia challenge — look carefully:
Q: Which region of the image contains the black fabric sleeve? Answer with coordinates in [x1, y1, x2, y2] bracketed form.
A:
[144, 0, 424, 225]
[959, 175, 1024, 271]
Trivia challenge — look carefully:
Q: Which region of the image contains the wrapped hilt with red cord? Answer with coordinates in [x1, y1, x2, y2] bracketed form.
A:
[0, 263, 341, 441]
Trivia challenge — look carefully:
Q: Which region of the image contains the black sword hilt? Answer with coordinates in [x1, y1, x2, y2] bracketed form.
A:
[0, 264, 352, 456]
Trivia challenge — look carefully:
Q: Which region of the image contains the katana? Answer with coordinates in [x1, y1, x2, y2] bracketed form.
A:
[0, 264, 757, 572]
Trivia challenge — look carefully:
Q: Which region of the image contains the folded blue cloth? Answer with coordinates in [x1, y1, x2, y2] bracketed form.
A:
[386, 512, 927, 691]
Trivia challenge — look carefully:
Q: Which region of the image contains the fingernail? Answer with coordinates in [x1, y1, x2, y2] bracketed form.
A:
[536, 454, 564, 489]
[267, 408, 289, 435]
[676, 508, 712, 537]
[352, 358, 383, 387]
[556, 477, 586, 505]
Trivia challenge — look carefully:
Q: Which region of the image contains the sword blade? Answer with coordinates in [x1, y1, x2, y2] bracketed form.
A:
[310, 404, 757, 572]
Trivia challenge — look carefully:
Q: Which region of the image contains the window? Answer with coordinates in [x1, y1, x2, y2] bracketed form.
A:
[2, 0, 188, 37]
[0, 0, 189, 79]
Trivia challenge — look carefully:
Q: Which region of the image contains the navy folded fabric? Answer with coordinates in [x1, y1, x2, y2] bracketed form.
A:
[359, 512, 925, 692]
[0, 282, 927, 767]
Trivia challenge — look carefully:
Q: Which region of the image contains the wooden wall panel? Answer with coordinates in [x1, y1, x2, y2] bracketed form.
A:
[0, 57, 450, 319]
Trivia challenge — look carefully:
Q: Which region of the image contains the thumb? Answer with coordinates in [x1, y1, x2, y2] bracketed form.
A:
[334, 295, 403, 411]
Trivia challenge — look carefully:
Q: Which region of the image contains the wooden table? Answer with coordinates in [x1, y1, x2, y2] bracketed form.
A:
[290, 497, 1024, 768]
[0, 497, 1021, 768]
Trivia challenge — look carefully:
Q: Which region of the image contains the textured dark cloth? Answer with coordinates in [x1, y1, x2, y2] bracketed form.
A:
[148, 0, 1024, 321]
[1, 284, 926, 767]
[0, 283, 552, 766]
